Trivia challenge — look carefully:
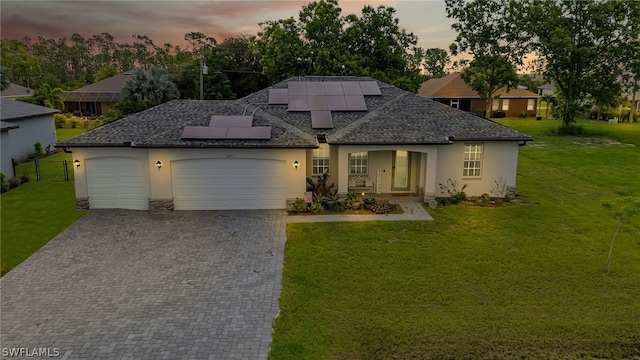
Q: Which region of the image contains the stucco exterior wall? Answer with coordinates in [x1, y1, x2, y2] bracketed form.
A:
[1, 130, 14, 176]
[3, 115, 56, 163]
[435, 141, 520, 197]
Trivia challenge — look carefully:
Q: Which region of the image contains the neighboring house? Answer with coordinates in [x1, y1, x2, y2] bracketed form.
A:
[537, 83, 556, 97]
[58, 76, 532, 211]
[0, 83, 32, 99]
[63, 70, 133, 116]
[0, 99, 59, 177]
[418, 72, 540, 117]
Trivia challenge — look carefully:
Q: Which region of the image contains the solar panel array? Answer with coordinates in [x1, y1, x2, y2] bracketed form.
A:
[181, 115, 272, 140]
[267, 80, 382, 129]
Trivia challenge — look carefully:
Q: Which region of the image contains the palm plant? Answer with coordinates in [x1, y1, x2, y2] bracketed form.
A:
[122, 66, 180, 107]
[34, 83, 65, 110]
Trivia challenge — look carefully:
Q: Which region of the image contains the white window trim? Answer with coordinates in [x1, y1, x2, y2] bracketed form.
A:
[463, 143, 483, 178]
[527, 99, 535, 111]
[312, 143, 330, 175]
[350, 152, 368, 175]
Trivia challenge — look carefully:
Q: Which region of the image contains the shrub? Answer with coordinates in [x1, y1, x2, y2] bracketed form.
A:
[492, 110, 506, 118]
[292, 198, 307, 213]
[8, 177, 21, 189]
[20, 174, 30, 183]
[34, 142, 43, 158]
[370, 199, 394, 214]
[480, 193, 491, 206]
[439, 179, 468, 204]
[1, 173, 10, 193]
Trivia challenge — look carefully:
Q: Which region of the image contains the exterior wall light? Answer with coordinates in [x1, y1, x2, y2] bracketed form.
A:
[156, 161, 163, 169]
[74, 159, 80, 169]
[293, 160, 299, 170]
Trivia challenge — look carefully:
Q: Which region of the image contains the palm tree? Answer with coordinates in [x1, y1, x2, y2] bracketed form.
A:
[122, 66, 180, 107]
[0, 66, 10, 91]
[34, 83, 65, 110]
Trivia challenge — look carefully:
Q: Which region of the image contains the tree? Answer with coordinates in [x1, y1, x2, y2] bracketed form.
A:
[34, 83, 65, 110]
[0, 66, 10, 90]
[446, 0, 529, 117]
[255, 0, 424, 91]
[122, 66, 180, 107]
[526, 0, 640, 126]
[423, 48, 450, 79]
[94, 65, 119, 82]
[218, 35, 268, 98]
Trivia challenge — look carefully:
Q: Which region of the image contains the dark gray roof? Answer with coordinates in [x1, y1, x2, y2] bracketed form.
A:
[0, 83, 32, 97]
[1, 98, 59, 121]
[62, 70, 133, 103]
[1, 120, 20, 131]
[58, 76, 532, 149]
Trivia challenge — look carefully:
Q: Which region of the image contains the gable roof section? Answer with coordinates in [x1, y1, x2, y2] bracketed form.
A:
[58, 76, 532, 149]
[418, 72, 540, 99]
[1, 98, 59, 121]
[1, 120, 20, 131]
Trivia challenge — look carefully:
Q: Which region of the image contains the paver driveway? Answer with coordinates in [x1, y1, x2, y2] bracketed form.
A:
[1, 209, 286, 359]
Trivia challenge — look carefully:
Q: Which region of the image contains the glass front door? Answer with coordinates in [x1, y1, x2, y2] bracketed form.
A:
[392, 151, 410, 191]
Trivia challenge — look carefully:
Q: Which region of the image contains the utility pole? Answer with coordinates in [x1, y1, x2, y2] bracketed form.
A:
[200, 58, 208, 100]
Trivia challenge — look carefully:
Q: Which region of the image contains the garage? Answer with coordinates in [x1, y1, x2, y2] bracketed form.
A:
[172, 158, 286, 210]
[86, 157, 149, 210]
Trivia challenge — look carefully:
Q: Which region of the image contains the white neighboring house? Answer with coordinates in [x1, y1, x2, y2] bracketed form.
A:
[58, 76, 533, 211]
[1, 99, 59, 177]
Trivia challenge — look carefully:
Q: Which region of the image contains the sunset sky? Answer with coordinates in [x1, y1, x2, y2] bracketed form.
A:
[1, 1, 456, 51]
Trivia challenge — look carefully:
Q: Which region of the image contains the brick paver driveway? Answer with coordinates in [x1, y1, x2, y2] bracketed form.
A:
[1, 210, 286, 359]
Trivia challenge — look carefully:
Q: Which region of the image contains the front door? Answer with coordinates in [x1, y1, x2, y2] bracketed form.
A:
[392, 151, 410, 191]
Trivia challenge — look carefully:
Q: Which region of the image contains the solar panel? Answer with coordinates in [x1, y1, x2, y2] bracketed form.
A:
[311, 111, 334, 129]
[181, 126, 228, 139]
[288, 81, 307, 95]
[268, 89, 288, 104]
[342, 81, 363, 95]
[306, 82, 325, 95]
[359, 81, 382, 96]
[209, 116, 253, 127]
[345, 95, 367, 111]
[288, 95, 309, 111]
[308, 95, 328, 111]
[325, 95, 348, 111]
[226, 126, 272, 139]
[324, 82, 344, 95]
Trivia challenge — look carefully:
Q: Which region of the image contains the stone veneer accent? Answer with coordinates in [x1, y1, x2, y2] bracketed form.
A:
[149, 199, 174, 213]
[76, 198, 90, 210]
[507, 186, 516, 198]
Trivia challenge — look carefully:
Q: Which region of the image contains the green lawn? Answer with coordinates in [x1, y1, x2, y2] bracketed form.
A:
[271, 119, 640, 359]
[56, 127, 87, 142]
[1, 152, 86, 275]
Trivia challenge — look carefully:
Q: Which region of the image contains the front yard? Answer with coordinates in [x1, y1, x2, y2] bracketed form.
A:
[271, 119, 640, 359]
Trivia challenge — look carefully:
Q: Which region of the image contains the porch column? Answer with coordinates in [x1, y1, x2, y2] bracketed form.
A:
[337, 146, 350, 193]
[424, 149, 438, 200]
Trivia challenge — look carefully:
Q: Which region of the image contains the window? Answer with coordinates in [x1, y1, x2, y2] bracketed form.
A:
[350, 152, 368, 174]
[450, 99, 459, 109]
[502, 99, 510, 111]
[527, 99, 535, 111]
[463, 144, 483, 177]
[491, 99, 499, 111]
[312, 143, 330, 175]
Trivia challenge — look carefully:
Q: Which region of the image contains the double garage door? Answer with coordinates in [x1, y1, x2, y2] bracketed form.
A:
[86, 157, 286, 210]
[172, 158, 286, 210]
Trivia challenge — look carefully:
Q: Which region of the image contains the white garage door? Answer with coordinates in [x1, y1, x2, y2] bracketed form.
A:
[86, 158, 149, 210]
[172, 158, 286, 210]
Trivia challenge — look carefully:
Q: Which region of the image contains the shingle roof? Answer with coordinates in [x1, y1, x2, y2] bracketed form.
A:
[0, 83, 32, 98]
[1, 98, 59, 121]
[418, 72, 539, 99]
[1, 120, 20, 131]
[58, 76, 532, 149]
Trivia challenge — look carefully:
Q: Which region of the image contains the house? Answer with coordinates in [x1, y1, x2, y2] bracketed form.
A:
[57, 76, 533, 211]
[418, 72, 540, 117]
[0, 83, 32, 99]
[537, 83, 556, 97]
[62, 70, 132, 116]
[1, 99, 59, 177]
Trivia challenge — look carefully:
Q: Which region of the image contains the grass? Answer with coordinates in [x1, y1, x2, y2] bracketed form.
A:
[271, 118, 640, 359]
[1, 151, 86, 275]
[56, 127, 87, 142]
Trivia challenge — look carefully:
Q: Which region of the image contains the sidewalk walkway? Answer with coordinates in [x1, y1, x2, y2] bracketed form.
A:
[287, 195, 433, 223]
